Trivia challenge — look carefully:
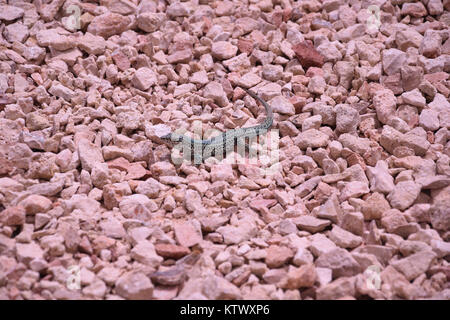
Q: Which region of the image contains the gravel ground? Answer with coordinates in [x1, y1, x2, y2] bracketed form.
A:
[0, 0, 449, 300]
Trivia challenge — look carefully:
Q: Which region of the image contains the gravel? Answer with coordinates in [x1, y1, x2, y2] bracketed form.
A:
[0, 0, 449, 301]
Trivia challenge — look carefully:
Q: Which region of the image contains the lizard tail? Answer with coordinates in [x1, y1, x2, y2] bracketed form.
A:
[237, 85, 273, 130]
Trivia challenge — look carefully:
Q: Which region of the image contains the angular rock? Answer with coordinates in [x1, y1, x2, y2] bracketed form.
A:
[115, 272, 154, 300]
[387, 181, 421, 211]
[132, 67, 157, 91]
[174, 222, 202, 248]
[419, 109, 440, 131]
[293, 41, 324, 69]
[119, 194, 157, 220]
[78, 32, 106, 55]
[329, 225, 363, 249]
[316, 248, 361, 278]
[16, 243, 44, 264]
[19, 195, 52, 215]
[308, 233, 338, 257]
[373, 89, 397, 125]
[211, 41, 238, 60]
[293, 215, 331, 233]
[279, 264, 316, 289]
[130, 241, 163, 268]
[391, 251, 437, 281]
[362, 192, 390, 220]
[296, 129, 330, 149]
[203, 82, 228, 107]
[269, 96, 295, 116]
[137, 12, 166, 33]
[366, 161, 395, 194]
[78, 139, 104, 172]
[402, 89, 426, 108]
[0, 5, 24, 21]
[316, 276, 356, 300]
[382, 49, 407, 76]
[154, 244, 190, 260]
[265, 245, 294, 268]
[87, 13, 131, 38]
[0, 206, 25, 226]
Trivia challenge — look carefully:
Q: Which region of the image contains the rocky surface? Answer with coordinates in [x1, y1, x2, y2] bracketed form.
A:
[0, 0, 449, 300]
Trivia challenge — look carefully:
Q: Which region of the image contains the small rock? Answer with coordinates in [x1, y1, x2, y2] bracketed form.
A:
[387, 181, 421, 211]
[0, 206, 25, 226]
[211, 41, 238, 60]
[380, 266, 417, 299]
[293, 248, 314, 266]
[155, 244, 190, 260]
[137, 12, 166, 33]
[150, 267, 185, 286]
[340, 181, 370, 201]
[4, 22, 29, 43]
[119, 194, 156, 220]
[308, 76, 326, 94]
[419, 109, 440, 131]
[293, 41, 324, 69]
[167, 49, 192, 64]
[362, 192, 391, 220]
[427, 0, 444, 15]
[19, 195, 52, 215]
[16, 243, 44, 264]
[0, 5, 24, 21]
[87, 13, 131, 38]
[340, 211, 364, 236]
[373, 89, 397, 125]
[335, 104, 359, 133]
[416, 175, 450, 190]
[382, 49, 406, 76]
[309, 233, 338, 257]
[78, 32, 106, 55]
[316, 248, 361, 278]
[391, 251, 437, 281]
[401, 2, 427, 17]
[420, 30, 442, 58]
[279, 264, 316, 289]
[354, 245, 395, 266]
[203, 82, 229, 107]
[78, 139, 104, 172]
[132, 67, 157, 91]
[329, 225, 363, 249]
[131, 241, 163, 268]
[115, 272, 154, 300]
[166, 2, 190, 17]
[430, 240, 450, 258]
[316, 276, 356, 300]
[402, 89, 426, 108]
[174, 222, 202, 247]
[269, 96, 295, 116]
[265, 245, 294, 268]
[210, 164, 235, 183]
[381, 209, 408, 233]
[366, 160, 395, 194]
[296, 129, 330, 149]
[293, 215, 331, 233]
[48, 82, 74, 101]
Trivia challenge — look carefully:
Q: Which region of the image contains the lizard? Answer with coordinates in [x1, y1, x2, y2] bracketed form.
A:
[160, 86, 273, 163]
